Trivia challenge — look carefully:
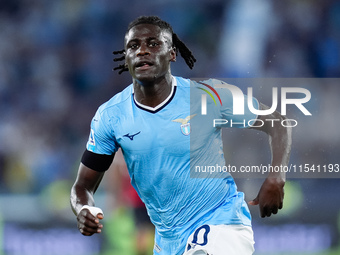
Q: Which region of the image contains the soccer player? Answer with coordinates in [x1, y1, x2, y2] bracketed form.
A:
[70, 16, 292, 255]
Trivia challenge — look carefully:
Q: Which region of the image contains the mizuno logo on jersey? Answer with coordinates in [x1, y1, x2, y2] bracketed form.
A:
[123, 131, 141, 140]
[172, 114, 196, 136]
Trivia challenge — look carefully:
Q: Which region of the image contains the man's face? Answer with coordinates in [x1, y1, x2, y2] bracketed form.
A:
[124, 24, 176, 83]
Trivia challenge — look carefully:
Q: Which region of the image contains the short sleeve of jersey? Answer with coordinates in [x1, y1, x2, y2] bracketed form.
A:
[206, 79, 259, 128]
[86, 107, 118, 155]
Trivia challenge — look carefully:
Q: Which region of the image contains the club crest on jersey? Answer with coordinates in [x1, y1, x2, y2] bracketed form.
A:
[172, 114, 196, 136]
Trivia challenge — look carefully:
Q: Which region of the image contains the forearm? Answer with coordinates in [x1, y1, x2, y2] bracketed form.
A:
[70, 163, 105, 216]
[267, 115, 292, 181]
[252, 103, 292, 181]
[70, 184, 96, 216]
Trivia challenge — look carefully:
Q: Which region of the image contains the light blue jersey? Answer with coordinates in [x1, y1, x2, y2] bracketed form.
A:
[86, 76, 258, 255]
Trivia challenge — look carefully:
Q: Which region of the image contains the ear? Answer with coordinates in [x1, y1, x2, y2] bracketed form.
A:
[169, 47, 176, 62]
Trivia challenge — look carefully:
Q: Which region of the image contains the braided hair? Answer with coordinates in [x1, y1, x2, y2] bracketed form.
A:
[113, 16, 196, 74]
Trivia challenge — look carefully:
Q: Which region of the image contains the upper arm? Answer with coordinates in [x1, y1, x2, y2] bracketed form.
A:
[74, 149, 115, 194]
[74, 163, 105, 194]
[249, 102, 292, 167]
[87, 108, 119, 155]
[249, 102, 288, 135]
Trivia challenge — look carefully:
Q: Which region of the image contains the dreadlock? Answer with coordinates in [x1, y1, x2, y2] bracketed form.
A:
[113, 15, 196, 74]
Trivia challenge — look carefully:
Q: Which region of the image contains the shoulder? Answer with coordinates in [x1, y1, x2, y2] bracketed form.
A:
[97, 84, 133, 116]
[193, 78, 231, 89]
[173, 76, 191, 88]
[194, 78, 240, 97]
[172, 76, 229, 90]
[189, 78, 234, 99]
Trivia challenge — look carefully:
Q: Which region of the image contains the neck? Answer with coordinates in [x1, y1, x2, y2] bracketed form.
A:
[133, 74, 173, 108]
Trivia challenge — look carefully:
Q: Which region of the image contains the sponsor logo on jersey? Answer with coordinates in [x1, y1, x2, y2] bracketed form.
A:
[123, 131, 141, 141]
[154, 243, 162, 253]
[89, 129, 96, 146]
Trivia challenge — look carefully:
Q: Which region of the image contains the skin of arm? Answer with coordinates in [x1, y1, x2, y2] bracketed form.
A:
[248, 103, 292, 218]
[70, 163, 106, 235]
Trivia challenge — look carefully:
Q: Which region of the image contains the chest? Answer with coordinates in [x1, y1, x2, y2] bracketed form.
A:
[115, 98, 193, 156]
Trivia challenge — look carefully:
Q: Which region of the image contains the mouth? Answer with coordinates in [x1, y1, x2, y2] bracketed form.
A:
[135, 61, 154, 69]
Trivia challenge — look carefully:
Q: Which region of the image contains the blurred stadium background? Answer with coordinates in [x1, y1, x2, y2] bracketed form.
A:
[0, 0, 339, 254]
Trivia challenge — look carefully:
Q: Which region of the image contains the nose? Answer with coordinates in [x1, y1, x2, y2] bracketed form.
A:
[136, 43, 150, 56]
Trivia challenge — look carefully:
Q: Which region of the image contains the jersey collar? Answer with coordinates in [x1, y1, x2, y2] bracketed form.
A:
[133, 76, 177, 113]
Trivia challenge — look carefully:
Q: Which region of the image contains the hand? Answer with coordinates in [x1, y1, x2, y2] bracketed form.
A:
[77, 207, 104, 236]
[248, 177, 285, 218]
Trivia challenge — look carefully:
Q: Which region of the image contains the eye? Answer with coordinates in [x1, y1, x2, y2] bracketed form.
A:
[149, 41, 159, 47]
[128, 43, 138, 49]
